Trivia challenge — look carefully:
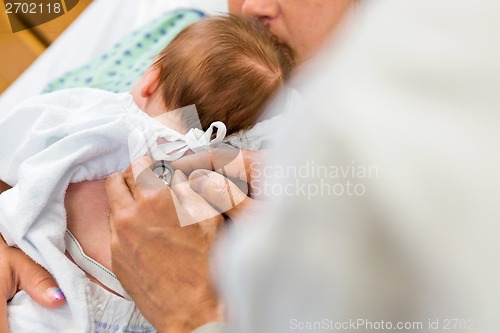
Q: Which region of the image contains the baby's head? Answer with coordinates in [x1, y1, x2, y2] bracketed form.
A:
[132, 15, 294, 135]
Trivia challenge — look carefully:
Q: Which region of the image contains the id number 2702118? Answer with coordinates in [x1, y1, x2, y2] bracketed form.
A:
[5, 2, 62, 14]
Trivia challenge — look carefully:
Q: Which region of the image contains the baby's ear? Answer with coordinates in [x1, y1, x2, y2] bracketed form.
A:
[130, 66, 162, 111]
[139, 66, 161, 98]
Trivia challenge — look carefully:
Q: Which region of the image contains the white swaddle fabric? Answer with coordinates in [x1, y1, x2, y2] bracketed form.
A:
[0, 87, 226, 332]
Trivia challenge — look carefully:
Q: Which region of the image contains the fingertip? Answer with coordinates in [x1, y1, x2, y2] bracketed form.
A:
[27, 287, 66, 309]
[188, 169, 211, 194]
[43, 288, 67, 308]
[105, 172, 120, 187]
[172, 170, 188, 185]
[188, 170, 249, 214]
[106, 172, 126, 190]
[171, 170, 192, 202]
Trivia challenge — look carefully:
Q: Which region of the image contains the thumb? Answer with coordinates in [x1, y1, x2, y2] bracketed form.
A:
[0, 247, 65, 333]
[188, 169, 251, 220]
[171, 170, 221, 224]
[16, 254, 66, 308]
[171, 170, 225, 236]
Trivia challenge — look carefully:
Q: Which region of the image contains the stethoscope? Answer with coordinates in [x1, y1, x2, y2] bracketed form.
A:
[151, 160, 175, 186]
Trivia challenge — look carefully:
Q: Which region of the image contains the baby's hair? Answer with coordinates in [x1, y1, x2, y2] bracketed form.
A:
[152, 15, 295, 135]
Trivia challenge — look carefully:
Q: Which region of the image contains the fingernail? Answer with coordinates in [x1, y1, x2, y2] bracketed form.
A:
[46, 288, 66, 302]
[189, 170, 211, 193]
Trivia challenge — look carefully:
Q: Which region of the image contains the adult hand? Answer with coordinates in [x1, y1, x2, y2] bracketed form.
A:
[106, 157, 224, 333]
[171, 146, 266, 220]
[0, 236, 66, 333]
[171, 146, 264, 191]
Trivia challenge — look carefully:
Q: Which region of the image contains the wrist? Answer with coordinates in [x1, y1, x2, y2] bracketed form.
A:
[191, 322, 237, 333]
[158, 300, 223, 333]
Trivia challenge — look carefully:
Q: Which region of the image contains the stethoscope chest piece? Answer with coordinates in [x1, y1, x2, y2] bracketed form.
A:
[151, 160, 174, 186]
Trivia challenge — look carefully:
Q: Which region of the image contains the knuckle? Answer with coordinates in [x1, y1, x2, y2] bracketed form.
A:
[111, 208, 136, 234]
[1, 245, 20, 266]
[29, 266, 52, 288]
[214, 189, 230, 207]
[209, 176, 231, 207]
[138, 189, 159, 203]
[139, 188, 169, 208]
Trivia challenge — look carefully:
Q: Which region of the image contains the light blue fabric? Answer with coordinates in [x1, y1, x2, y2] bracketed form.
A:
[43, 9, 206, 93]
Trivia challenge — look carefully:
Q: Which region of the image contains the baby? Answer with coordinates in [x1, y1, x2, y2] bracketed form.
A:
[0, 15, 293, 333]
